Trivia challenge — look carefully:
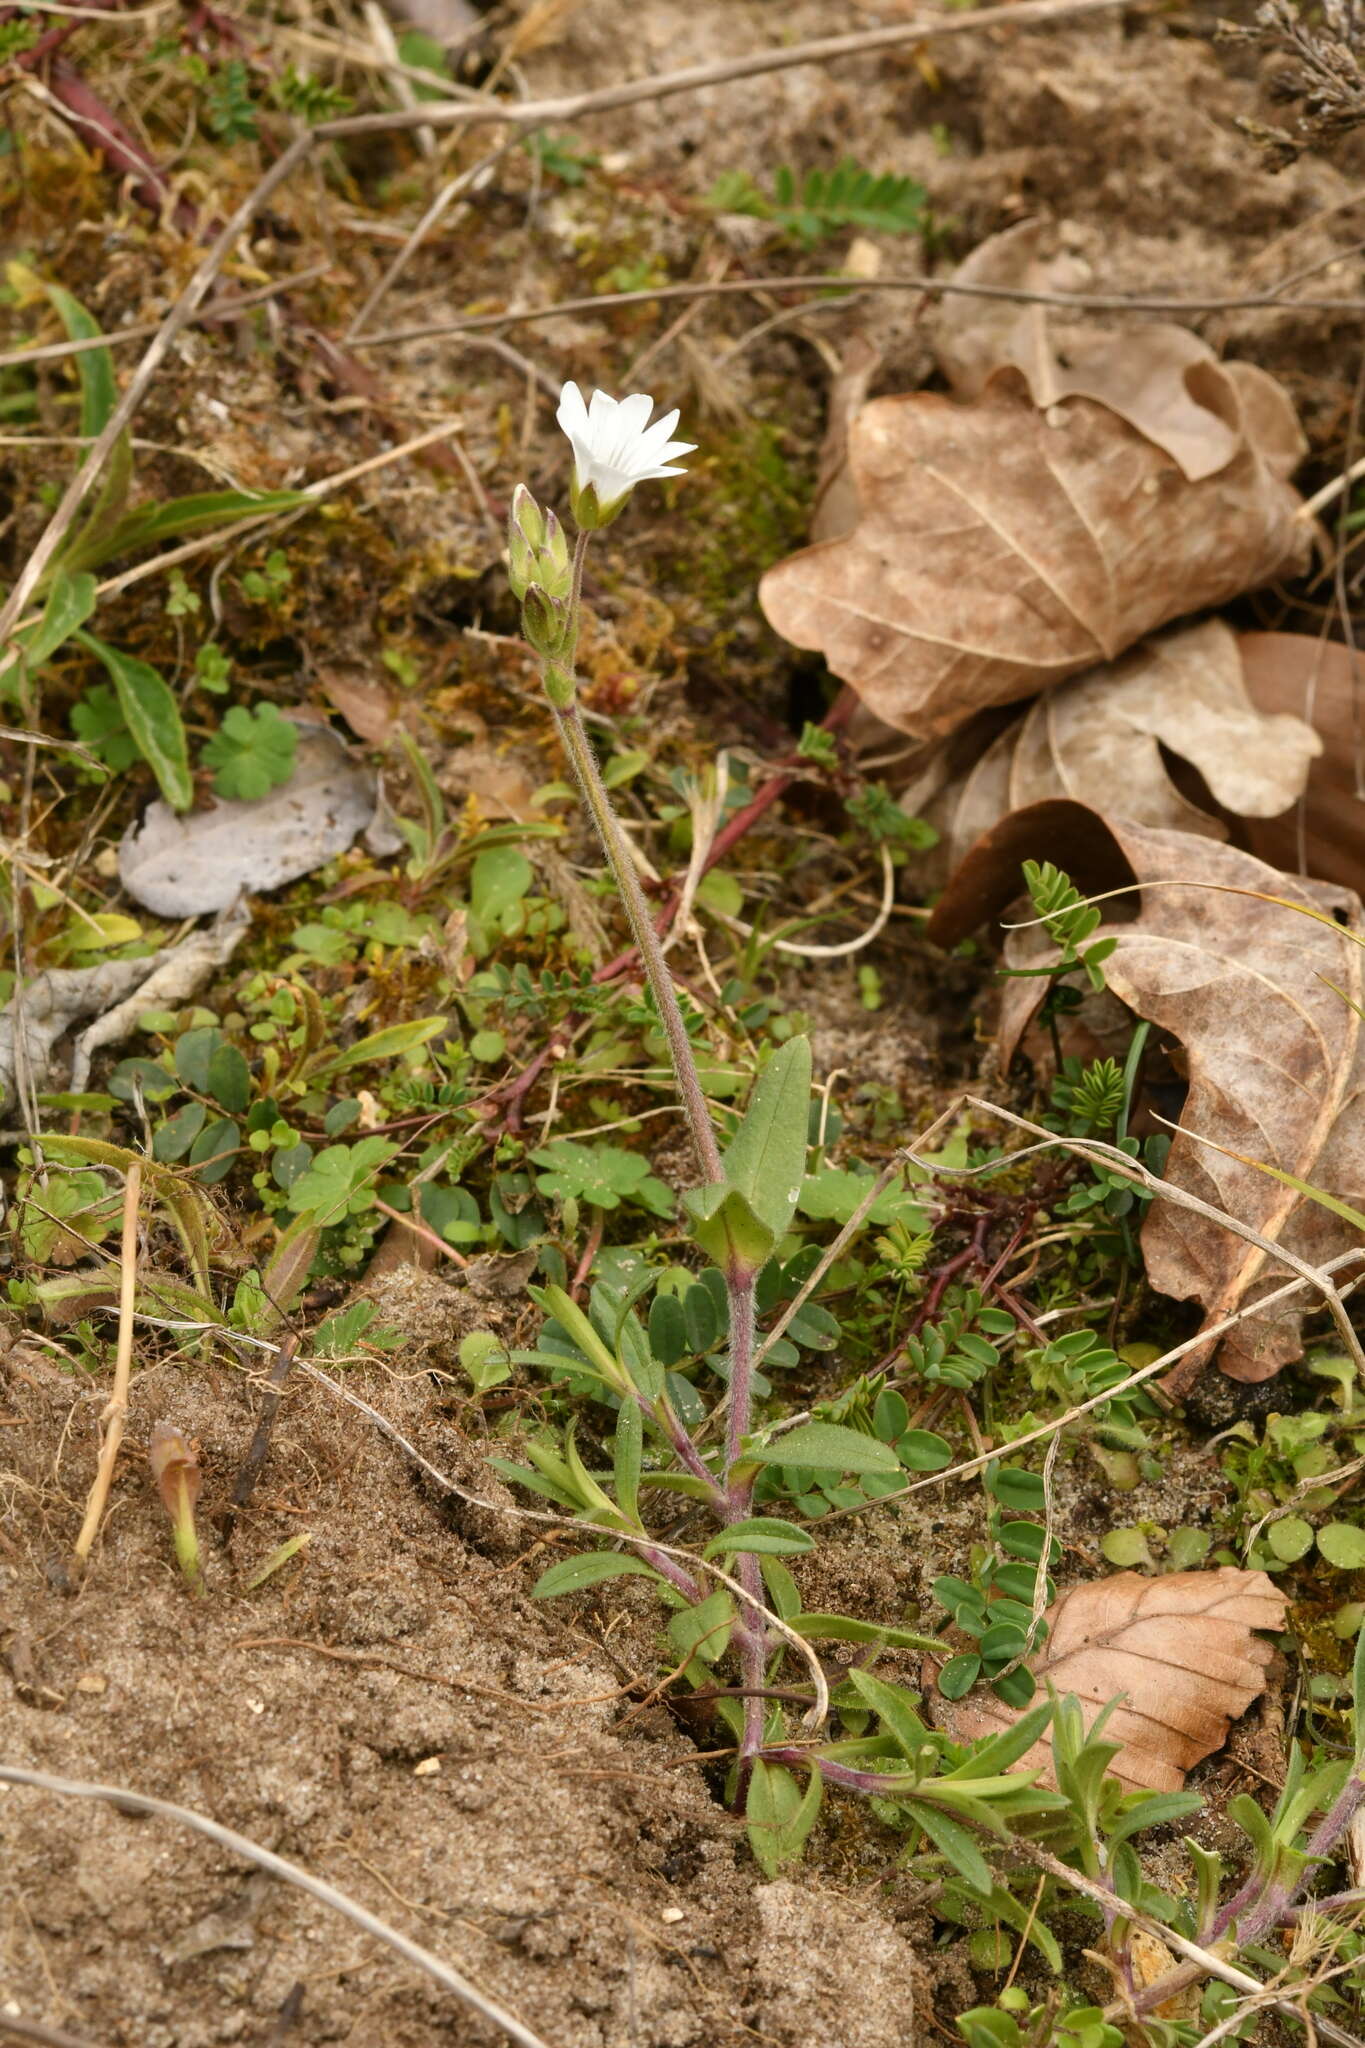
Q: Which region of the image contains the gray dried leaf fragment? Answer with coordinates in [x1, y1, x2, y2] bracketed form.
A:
[120, 723, 377, 916]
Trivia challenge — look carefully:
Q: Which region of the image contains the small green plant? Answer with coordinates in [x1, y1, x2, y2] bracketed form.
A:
[706, 160, 929, 248]
[274, 65, 352, 123]
[524, 130, 600, 184]
[200, 702, 298, 801]
[1, 267, 307, 809]
[203, 58, 259, 142]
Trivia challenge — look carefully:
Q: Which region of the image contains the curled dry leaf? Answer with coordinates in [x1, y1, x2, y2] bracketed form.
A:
[1238, 632, 1365, 897]
[940, 1569, 1287, 1794]
[0, 904, 248, 1113]
[930, 801, 1365, 1383]
[120, 721, 377, 916]
[759, 373, 1309, 740]
[935, 220, 1306, 486]
[907, 619, 1321, 878]
[316, 666, 398, 746]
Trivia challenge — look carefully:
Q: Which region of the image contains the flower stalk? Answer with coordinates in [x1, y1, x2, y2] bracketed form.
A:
[513, 380, 788, 1791]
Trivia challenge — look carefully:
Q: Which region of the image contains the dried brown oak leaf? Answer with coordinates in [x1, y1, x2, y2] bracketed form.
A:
[907, 618, 1320, 879]
[759, 374, 1308, 741]
[929, 801, 1365, 1384]
[1238, 632, 1365, 897]
[935, 219, 1304, 485]
[941, 1569, 1287, 1793]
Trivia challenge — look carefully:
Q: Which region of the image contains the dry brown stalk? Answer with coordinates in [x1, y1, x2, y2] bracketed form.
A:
[351, 274, 1365, 351]
[0, 1765, 555, 2048]
[71, 1158, 141, 1569]
[0, 2012, 105, 2048]
[324, 0, 1147, 142]
[0, 264, 331, 373]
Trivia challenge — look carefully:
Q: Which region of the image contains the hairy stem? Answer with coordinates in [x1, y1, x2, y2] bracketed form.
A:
[721, 1276, 768, 1769]
[551, 696, 722, 1186]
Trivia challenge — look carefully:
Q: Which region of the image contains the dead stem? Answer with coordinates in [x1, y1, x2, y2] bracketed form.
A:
[71, 1158, 141, 1569]
[0, 1764, 556, 2048]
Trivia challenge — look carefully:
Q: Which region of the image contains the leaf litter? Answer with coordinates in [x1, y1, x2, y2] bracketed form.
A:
[905, 618, 1322, 880]
[931, 800, 1365, 1382]
[118, 718, 378, 916]
[760, 262, 1310, 738]
[940, 1569, 1288, 1793]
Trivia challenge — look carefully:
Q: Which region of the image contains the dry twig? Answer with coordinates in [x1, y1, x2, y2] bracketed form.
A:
[0, 1765, 554, 2048]
[71, 1159, 140, 1569]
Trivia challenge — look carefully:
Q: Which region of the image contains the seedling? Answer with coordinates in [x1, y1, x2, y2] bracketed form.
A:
[148, 1421, 203, 1594]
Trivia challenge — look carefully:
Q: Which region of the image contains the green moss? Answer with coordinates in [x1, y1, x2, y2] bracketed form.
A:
[687, 419, 813, 618]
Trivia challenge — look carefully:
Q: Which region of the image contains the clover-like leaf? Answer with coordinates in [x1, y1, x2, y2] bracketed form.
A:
[531, 1139, 673, 1218]
[201, 702, 299, 801]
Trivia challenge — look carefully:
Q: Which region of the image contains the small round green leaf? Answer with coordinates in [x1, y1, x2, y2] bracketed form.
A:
[937, 1652, 981, 1700]
[1101, 1527, 1155, 1569]
[897, 1429, 952, 1472]
[1267, 1515, 1314, 1563]
[1319, 1522, 1365, 1570]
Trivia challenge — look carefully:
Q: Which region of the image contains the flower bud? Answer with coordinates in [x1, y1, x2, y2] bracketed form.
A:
[507, 484, 547, 601]
[510, 482, 546, 551]
[537, 505, 572, 599]
[521, 583, 570, 658]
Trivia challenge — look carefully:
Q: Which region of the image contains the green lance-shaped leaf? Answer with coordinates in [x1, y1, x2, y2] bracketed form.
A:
[87, 488, 310, 567]
[746, 1761, 823, 1879]
[532, 1551, 666, 1599]
[76, 631, 191, 810]
[682, 1038, 811, 1275]
[701, 1517, 814, 1559]
[0, 570, 97, 695]
[528, 1282, 630, 1395]
[38, 280, 117, 438]
[849, 1668, 930, 1760]
[681, 1180, 776, 1275]
[745, 1420, 900, 1475]
[723, 1035, 813, 1243]
[303, 1015, 447, 1082]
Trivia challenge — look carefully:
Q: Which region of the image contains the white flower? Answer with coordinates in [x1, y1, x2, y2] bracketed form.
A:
[556, 382, 695, 526]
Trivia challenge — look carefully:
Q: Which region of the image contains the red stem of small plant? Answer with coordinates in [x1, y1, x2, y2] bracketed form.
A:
[569, 1209, 604, 1300]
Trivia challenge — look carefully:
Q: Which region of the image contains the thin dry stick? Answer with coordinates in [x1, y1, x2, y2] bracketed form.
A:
[1016, 1841, 1365, 2048]
[0, 264, 332, 373]
[820, 1244, 1365, 1522]
[1300, 448, 1365, 524]
[0, 2014, 105, 2048]
[718, 843, 896, 960]
[351, 273, 1365, 352]
[71, 1160, 141, 1567]
[346, 133, 522, 338]
[325, 0, 1147, 142]
[0, 1766, 554, 2048]
[960, 1096, 1365, 1383]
